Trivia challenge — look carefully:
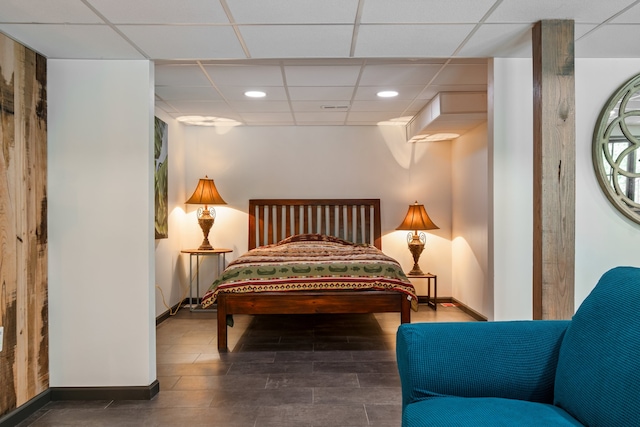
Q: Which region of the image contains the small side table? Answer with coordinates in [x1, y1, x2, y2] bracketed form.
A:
[407, 273, 437, 311]
[181, 248, 232, 311]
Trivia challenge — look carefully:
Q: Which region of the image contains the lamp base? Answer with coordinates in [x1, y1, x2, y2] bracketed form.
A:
[406, 232, 426, 277]
[407, 265, 426, 276]
[196, 210, 215, 251]
[198, 242, 214, 251]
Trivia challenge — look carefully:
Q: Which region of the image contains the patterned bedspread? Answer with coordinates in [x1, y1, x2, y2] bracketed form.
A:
[200, 233, 418, 310]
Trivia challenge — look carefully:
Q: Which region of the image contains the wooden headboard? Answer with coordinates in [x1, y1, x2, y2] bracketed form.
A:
[249, 199, 382, 250]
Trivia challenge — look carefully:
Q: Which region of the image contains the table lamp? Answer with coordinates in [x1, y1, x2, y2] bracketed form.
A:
[185, 176, 227, 250]
[396, 201, 439, 275]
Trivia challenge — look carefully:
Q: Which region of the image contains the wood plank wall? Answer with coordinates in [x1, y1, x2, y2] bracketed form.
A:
[0, 33, 48, 417]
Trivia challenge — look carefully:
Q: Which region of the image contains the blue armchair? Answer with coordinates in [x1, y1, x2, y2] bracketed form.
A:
[396, 266, 640, 427]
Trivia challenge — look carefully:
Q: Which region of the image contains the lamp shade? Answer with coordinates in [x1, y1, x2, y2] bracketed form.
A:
[185, 176, 227, 206]
[396, 201, 439, 231]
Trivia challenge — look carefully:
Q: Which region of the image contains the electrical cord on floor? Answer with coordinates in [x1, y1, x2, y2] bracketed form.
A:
[156, 256, 203, 316]
[155, 284, 188, 316]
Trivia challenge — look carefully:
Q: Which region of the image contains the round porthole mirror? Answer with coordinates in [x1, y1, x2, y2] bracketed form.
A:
[592, 73, 640, 225]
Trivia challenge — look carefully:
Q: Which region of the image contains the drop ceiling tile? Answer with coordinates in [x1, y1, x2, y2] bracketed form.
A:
[247, 122, 295, 126]
[345, 121, 384, 125]
[355, 24, 475, 57]
[87, 0, 229, 24]
[240, 112, 294, 123]
[394, 58, 450, 64]
[204, 64, 284, 86]
[0, 24, 144, 59]
[347, 111, 408, 122]
[349, 99, 416, 112]
[155, 64, 211, 86]
[117, 25, 245, 59]
[288, 86, 355, 101]
[0, 0, 102, 23]
[284, 65, 362, 86]
[244, 120, 295, 126]
[576, 24, 640, 57]
[296, 121, 347, 126]
[611, 3, 640, 22]
[227, 100, 291, 113]
[155, 100, 177, 113]
[290, 101, 351, 112]
[399, 104, 422, 115]
[167, 100, 238, 117]
[155, 86, 222, 101]
[155, 59, 204, 66]
[575, 23, 599, 39]
[226, 0, 359, 24]
[280, 58, 365, 66]
[359, 64, 443, 86]
[238, 25, 353, 57]
[486, 0, 638, 23]
[360, 0, 498, 23]
[431, 64, 488, 86]
[457, 23, 532, 57]
[217, 85, 288, 101]
[410, 88, 440, 101]
[294, 111, 347, 122]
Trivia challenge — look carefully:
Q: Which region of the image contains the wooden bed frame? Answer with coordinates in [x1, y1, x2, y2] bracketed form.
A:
[216, 198, 411, 350]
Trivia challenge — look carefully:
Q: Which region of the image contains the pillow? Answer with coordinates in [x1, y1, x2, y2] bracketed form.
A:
[277, 233, 355, 246]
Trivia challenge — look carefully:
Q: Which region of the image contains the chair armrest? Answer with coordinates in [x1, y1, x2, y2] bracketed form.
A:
[396, 320, 570, 407]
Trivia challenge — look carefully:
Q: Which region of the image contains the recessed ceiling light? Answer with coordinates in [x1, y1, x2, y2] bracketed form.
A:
[244, 90, 266, 98]
[177, 115, 242, 127]
[377, 90, 398, 98]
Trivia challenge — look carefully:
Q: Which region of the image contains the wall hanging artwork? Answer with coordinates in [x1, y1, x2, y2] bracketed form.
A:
[155, 117, 169, 238]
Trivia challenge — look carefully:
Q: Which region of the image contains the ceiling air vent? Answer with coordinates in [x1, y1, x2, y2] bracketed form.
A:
[321, 105, 350, 110]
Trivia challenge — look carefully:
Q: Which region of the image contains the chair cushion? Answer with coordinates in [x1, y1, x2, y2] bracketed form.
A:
[554, 266, 640, 427]
[403, 397, 583, 427]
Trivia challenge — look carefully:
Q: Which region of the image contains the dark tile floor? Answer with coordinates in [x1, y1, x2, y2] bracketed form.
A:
[19, 304, 475, 426]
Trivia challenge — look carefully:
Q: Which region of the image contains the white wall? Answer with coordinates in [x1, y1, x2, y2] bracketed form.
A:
[489, 58, 640, 320]
[153, 110, 189, 316]
[179, 124, 454, 298]
[48, 60, 156, 387]
[452, 122, 490, 318]
[574, 59, 640, 303]
[489, 58, 534, 320]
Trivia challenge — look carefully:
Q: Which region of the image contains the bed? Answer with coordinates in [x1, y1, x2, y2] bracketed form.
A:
[202, 198, 417, 350]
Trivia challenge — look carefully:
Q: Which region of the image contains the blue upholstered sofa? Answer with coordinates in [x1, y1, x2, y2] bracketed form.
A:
[396, 266, 640, 427]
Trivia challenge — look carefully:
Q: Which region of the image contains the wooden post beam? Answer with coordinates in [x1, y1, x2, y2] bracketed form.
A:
[532, 20, 576, 320]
